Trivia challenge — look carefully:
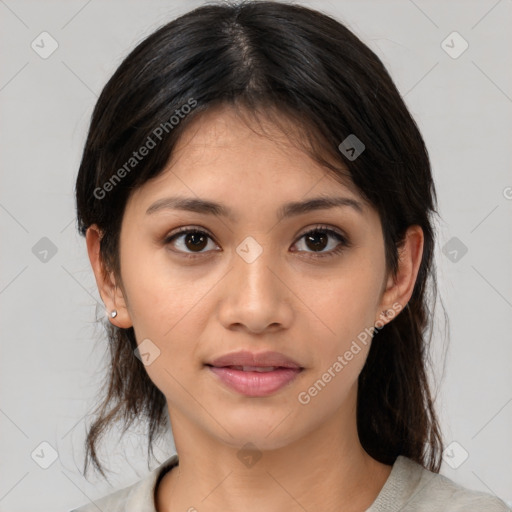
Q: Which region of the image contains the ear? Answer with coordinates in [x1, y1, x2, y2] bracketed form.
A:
[375, 225, 424, 327]
[86, 224, 133, 329]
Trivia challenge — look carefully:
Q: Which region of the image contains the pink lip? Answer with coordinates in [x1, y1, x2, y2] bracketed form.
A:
[206, 350, 304, 397]
[207, 350, 302, 369]
[208, 366, 303, 397]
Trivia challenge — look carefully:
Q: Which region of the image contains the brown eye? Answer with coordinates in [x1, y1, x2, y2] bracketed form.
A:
[164, 225, 349, 261]
[304, 231, 329, 251]
[165, 228, 219, 257]
[183, 231, 208, 251]
[292, 227, 349, 259]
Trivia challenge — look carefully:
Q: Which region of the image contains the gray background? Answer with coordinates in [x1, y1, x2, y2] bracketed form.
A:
[1, 0, 511, 510]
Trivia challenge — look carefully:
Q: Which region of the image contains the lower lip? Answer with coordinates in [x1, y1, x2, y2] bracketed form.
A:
[207, 366, 303, 397]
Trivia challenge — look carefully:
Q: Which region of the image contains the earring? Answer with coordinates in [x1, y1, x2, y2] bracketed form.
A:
[110, 310, 118, 318]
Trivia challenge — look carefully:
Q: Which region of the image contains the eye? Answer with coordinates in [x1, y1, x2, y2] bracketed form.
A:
[164, 226, 219, 258]
[292, 226, 349, 259]
[164, 225, 350, 260]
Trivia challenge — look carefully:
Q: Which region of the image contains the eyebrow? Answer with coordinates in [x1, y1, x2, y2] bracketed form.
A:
[145, 195, 364, 221]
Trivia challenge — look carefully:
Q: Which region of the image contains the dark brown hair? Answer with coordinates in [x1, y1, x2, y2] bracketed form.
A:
[75, 0, 445, 481]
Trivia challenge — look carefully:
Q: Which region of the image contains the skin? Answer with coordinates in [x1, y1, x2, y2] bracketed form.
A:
[86, 105, 424, 512]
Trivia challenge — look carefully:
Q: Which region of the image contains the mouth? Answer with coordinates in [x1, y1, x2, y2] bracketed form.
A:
[206, 364, 301, 372]
[205, 364, 304, 396]
[206, 349, 303, 370]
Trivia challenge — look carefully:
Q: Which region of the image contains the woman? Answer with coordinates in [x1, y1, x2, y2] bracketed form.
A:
[71, 1, 510, 511]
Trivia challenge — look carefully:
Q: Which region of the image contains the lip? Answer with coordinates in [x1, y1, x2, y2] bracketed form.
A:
[205, 350, 304, 397]
[207, 366, 303, 397]
[207, 350, 302, 369]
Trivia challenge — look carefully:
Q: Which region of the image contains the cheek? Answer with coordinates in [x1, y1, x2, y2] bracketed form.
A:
[119, 246, 209, 386]
[298, 260, 384, 402]
[309, 257, 384, 341]
[121, 241, 202, 332]
[296, 268, 381, 409]
[124, 268, 208, 399]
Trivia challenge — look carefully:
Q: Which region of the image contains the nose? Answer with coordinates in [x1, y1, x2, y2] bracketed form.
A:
[216, 241, 294, 334]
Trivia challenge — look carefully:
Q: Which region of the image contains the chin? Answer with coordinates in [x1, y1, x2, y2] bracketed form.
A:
[211, 413, 303, 451]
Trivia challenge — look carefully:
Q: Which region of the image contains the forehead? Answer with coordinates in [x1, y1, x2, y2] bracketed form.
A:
[126, 105, 365, 215]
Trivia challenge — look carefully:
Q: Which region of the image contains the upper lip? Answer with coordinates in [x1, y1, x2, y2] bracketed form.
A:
[207, 350, 302, 369]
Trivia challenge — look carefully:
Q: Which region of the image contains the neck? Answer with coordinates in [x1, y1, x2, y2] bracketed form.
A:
[156, 403, 392, 512]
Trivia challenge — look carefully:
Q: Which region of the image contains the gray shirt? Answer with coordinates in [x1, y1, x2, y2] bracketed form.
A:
[70, 454, 510, 511]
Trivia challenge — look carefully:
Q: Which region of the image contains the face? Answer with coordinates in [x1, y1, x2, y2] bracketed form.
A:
[99, 106, 399, 452]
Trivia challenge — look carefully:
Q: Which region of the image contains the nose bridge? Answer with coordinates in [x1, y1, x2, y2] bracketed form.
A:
[217, 234, 292, 332]
[233, 235, 280, 302]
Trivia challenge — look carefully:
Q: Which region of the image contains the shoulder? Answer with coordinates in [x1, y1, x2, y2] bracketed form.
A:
[69, 484, 134, 512]
[369, 455, 511, 512]
[69, 454, 179, 512]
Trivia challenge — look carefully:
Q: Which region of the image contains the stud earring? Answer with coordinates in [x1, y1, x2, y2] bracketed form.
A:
[110, 310, 118, 318]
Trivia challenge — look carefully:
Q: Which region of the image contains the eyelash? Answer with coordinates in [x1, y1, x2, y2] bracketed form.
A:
[163, 225, 350, 261]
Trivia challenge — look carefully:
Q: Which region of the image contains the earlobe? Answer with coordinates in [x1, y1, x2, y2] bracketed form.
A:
[375, 225, 424, 327]
[85, 224, 133, 329]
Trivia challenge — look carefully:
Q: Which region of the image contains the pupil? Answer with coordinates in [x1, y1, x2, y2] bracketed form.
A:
[185, 232, 207, 251]
[306, 232, 327, 251]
